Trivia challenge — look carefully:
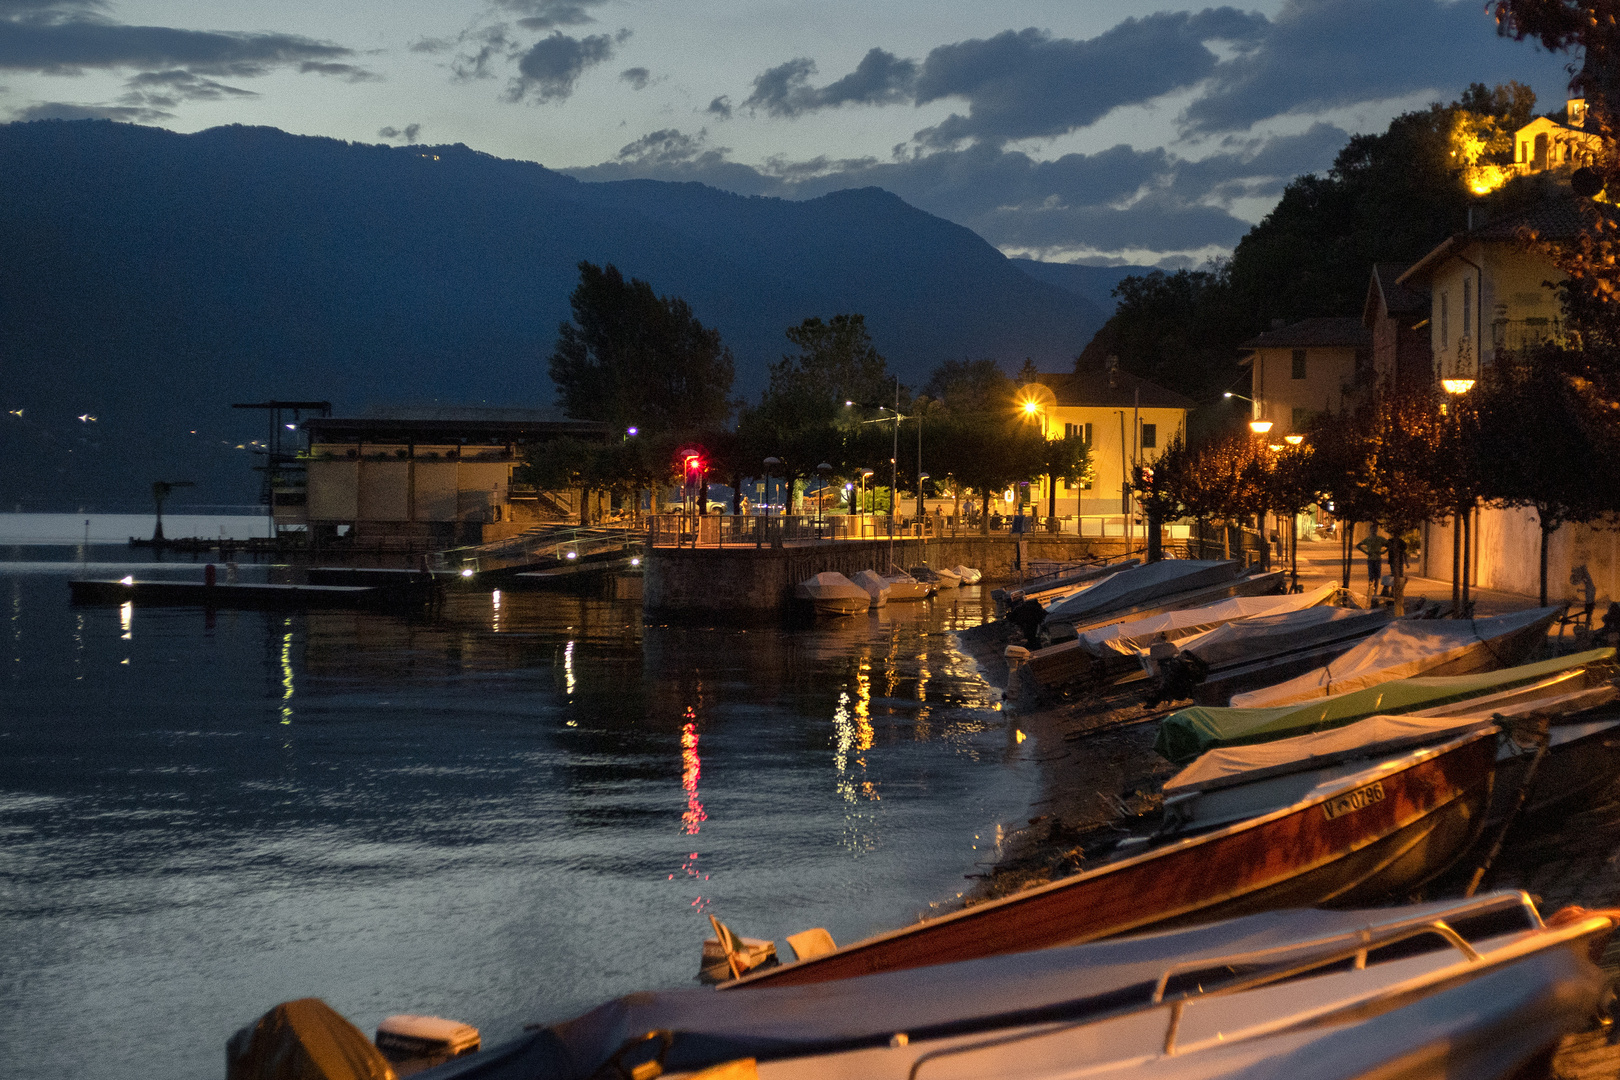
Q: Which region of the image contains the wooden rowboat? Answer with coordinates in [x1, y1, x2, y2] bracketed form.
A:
[727, 725, 1496, 989]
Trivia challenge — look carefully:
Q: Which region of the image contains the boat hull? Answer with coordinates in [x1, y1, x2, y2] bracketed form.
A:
[732, 730, 1496, 989]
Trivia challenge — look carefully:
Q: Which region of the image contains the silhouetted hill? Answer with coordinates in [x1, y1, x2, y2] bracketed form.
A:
[0, 121, 1103, 508]
[1010, 258, 1158, 314]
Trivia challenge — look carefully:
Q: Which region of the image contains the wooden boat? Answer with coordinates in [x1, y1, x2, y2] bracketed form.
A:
[795, 572, 870, 616]
[1228, 606, 1563, 709]
[848, 570, 890, 609]
[725, 723, 1496, 989]
[879, 569, 931, 601]
[462, 893, 1614, 1080]
[1156, 647, 1617, 764]
[1022, 569, 1285, 690]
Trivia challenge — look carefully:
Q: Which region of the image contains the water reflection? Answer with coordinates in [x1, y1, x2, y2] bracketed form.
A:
[0, 564, 1035, 1080]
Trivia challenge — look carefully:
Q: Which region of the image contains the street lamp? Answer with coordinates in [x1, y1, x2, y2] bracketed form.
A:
[861, 469, 874, 521]
[1250, 419, 1274, 434]
[816, 462, 832, 533]
[1443, 379, 1476, 615]
[763, 456, 782, 517]
[1284, 433, 1304, 445]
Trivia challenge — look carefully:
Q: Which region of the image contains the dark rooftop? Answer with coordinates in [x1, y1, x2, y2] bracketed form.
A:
[306, 413, 615, 443]
[1239, 317, 1371, 352]
[1037, 369, 1195, 411]
[1364, 263, 1429, 324]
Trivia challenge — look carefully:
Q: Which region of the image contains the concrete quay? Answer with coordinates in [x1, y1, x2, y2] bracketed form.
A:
[644, 534, 1131, 612]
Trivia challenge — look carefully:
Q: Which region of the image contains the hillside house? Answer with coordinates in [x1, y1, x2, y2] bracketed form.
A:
[1363, 264, 1432, 389]
[1239, 318, 1372, 435]
[1512, 99, 1599, 176]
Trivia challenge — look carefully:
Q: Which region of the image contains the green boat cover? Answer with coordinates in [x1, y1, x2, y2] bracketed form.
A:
[1154, 647, 1615, 764]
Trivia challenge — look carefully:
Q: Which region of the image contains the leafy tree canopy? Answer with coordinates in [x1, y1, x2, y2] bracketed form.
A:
[549, 261, 736, 435]
[922, 359, 1014, 414]
[1077, 82, 1548, 422]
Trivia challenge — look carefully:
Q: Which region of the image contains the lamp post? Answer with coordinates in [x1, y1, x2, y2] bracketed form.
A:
[763, 457, 782, 518]
[816, 462, 832, 535]
[1443, 379, 1475, 615]
[861, 469, 874, 531]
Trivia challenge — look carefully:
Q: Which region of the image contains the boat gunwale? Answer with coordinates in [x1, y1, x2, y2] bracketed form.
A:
[726, 726, 1497, 989]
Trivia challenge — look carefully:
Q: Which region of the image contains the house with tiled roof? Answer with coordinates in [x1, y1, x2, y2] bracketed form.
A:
[1363, 263, 1432, 388]
[1397, 194, 1584, 386]
[1020, 365, 1192, 521]
[1237, 317, 1371, 435]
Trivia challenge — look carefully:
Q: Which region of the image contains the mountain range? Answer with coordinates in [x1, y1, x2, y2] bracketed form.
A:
[0, 120, 1137, 508]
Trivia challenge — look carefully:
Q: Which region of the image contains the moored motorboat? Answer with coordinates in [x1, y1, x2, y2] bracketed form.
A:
[795, 572, 870, 616]
[948, 565, 982, 585]
[911, 565, 961, 589]
[434, 892, 1614, 1080]
[1155, 647, 1617, 765]
[849, 570, 891, 609]
[724, 720, 1496, 988]
[879, 568, 931, 601]
[1228, 606, 1565, 708]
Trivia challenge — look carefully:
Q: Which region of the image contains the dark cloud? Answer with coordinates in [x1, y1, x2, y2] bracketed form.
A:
[119, 69, 255, 108]
[494, 0, 610, 31]
[619, 65, 648, 90]
[706, 94, 731, 119]
[743, 47, 917, 118]
[378, 122, 422, 142]
[0, 14, 361, 77]
[911, 10, 1266, 148]
[298, 60, 378, 82]
[450, 25, 512, 80]
[506, 30, 615, 102]
[11, 98, 168, 122]
[1182, 0, 1567, 134]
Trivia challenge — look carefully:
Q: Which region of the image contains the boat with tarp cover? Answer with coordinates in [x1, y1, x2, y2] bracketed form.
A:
[1227, 606, 1563, 709]
[1155, 647, 1617, 765]
[407, 892, 1617, 1080]
[716, 720, 1496, 989]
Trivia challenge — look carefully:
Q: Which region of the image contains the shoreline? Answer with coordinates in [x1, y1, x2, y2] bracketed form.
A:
[952, 619, 1176, 903]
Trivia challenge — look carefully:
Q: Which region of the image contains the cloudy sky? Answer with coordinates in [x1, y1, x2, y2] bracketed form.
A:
[0, 0, 1576, 265]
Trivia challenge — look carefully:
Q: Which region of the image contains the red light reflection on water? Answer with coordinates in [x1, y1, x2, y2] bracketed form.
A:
[670, 708, 711, 911]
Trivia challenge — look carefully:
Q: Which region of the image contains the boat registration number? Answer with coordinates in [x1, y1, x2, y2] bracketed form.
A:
[1323, 782, 1386, 820]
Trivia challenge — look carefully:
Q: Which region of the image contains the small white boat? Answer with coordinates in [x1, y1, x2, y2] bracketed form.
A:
[795, 572, 870, 616]
[949, 565, 982, 585]
[911, 565, 961, 589]
[469, 891, 1617, 1080]
[849, 570, 891, 608]
[879, 569, 932, 601]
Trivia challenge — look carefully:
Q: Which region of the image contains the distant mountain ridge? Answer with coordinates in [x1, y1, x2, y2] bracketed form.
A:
[1010, 258, 1158, 313]
[0, 120, 1105, 507]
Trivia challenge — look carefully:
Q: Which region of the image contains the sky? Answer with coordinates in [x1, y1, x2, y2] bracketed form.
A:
[0, 0, 1580, 266]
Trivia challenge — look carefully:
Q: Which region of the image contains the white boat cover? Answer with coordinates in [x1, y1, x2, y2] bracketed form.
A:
[412, 895, 1543, 1080]
[1045, 560, 1241, 623]
[849, 570, 890, 602]
[1081, 584, 1338, 658]
[949, 565, 982, 584]
[1229, 607, 1562, 709]
[1176, 605, 1393, 670]
[1164, 713, 1497, 796]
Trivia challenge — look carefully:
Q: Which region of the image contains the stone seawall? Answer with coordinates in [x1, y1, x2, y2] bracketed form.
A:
[644, 535, 1137, 611]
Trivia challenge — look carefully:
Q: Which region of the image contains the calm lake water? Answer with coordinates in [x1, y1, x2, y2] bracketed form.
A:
[0, 544, 1035, 1079]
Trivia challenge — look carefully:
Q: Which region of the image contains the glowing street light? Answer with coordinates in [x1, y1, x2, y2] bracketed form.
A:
[1249, 419, 1274, 434]
[1284, 434, 1304, 445]
[1441, 379, 1476, 395]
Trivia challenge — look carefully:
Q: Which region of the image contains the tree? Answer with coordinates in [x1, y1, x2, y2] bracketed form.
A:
[928, 414, 1052, 534]
[923, 359, 1014, 413]
[516, 436, 602, 525]
[775, 314, 890, 408]
[549, 261, 736, 434]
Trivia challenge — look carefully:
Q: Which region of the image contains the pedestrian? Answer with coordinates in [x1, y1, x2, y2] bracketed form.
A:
[1355, 526, 1387, 595]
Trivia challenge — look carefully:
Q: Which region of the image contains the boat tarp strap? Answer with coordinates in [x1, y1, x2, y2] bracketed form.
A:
[1163, 713, 1498, 795]
[411, 897, 1535, 1080]
[1155, 648, 1616, 765]
[225, 998, 398, 1080]
[1227, 607, 1562, 709]
[1083, 585, 1338, 658]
